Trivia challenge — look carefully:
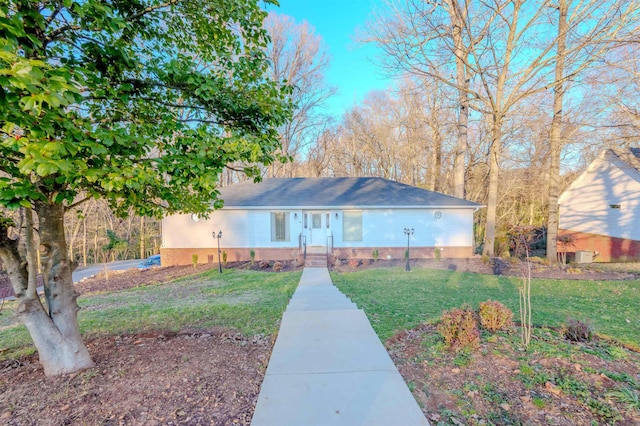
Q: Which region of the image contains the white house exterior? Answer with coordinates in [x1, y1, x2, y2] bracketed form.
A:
[161, 177, 481, 265]
[558, 148, 640, 262]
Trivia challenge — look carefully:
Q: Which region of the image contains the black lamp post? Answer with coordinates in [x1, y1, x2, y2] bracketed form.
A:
[404, 227, 414, 272]
[213, 230, 222, 273]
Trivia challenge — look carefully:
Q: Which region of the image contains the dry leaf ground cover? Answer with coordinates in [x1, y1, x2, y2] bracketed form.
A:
[332, 266, 640, 425]
[1, 260, 639, 425]
[0, 266, 301, 425]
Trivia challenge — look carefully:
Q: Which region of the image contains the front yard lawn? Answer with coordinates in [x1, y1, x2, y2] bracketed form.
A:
[331, 267, 640, 348]
[332, 267, 640, 425]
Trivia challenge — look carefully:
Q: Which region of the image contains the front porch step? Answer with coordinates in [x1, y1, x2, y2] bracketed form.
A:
[305, 253, 328, 267]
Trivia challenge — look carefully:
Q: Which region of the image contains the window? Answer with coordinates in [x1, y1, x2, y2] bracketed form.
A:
[343, 211, 362, 242]
[326, 213, 330, 228]
[271, 212, 290, 242]
[312, 213, 322, 229]
[610, 204, 621, 209]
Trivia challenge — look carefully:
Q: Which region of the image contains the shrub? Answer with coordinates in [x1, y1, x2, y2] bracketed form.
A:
[434, 248, 442, 261]
[348, 259, 361, 268]
[372, 249, 379, 262]
[437, 307, 480, 351]
[478, 300, 513, 332]
[564, 318, 593, 342]
[272, 262, 283, 272]
[191, 254, 198, 268]
[222, 251, 228, 265]
[259, 260, 270, 269]
[250, 249, 256, 264]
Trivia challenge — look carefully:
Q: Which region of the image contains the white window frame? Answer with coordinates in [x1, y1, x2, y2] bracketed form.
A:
[271, 212, 290, 242]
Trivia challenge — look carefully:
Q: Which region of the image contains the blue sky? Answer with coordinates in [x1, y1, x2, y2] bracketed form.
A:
[266, 0, 392, 118]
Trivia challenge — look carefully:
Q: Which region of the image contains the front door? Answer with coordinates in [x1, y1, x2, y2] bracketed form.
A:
[308, 211, 330, 246]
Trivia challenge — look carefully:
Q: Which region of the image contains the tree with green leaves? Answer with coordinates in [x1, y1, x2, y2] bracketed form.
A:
[0, 0, 291, 376]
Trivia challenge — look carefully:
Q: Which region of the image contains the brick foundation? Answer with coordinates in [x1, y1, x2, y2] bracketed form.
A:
[161, 246, 474, 266]
[557, 229, 640, 262]
[160, 247, 304, 266]
[329, 246, 473, 261]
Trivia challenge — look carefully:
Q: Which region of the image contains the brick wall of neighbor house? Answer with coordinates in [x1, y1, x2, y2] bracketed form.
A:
[161, 245, 474, 266]
[557, 229, 640, 262]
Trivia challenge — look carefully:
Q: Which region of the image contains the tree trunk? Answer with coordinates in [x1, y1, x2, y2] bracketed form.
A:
[82, 215, 87, 266]
[483, 121, 502, 257]
[0, 205, 94, 376]
[546, 0, 568, 264]
[33, 202, 94, 375]
[140, 215, 145, 259]
[446, 0, 469, 199]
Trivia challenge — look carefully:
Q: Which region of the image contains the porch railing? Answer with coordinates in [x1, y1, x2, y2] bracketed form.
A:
[299, 233, 307, 261]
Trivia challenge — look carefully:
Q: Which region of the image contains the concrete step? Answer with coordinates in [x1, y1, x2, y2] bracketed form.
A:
[305, 253, 328, 264]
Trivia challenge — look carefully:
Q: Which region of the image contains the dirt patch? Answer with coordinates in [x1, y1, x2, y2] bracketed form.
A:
[331, 257, 640, 281]
[388, 324, 640, 425]
[0, 264, 285, 425]
[0, 328, 272, 425]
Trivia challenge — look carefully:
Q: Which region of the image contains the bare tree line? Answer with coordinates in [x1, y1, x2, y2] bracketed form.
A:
[268, 3, 640, 260]
[40, 7, 639, 265]
[63, 198, 162, 265]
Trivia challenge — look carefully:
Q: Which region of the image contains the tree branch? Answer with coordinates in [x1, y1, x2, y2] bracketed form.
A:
[65, 196, 92, 212]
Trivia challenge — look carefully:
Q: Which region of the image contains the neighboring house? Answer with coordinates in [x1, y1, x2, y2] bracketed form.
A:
[161, 177, 481, 266]
[558, 148, 640, 262]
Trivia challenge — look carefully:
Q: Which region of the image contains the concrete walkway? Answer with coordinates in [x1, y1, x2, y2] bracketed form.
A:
[251, 267, 429, 426]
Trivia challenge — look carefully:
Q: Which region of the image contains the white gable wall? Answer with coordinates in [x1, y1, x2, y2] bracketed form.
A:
[559, 151, 640, 241]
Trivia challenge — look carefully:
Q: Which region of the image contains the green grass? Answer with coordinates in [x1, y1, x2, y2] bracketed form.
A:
[331, 267, 640, 346]
[0, 269, 300, 360]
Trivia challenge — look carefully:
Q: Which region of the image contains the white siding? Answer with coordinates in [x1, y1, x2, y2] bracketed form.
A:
[333, 208, 474, 248]
[559, 152, 640, 241]
[163, 207, 475, 249]
[162, 209, 303, 249]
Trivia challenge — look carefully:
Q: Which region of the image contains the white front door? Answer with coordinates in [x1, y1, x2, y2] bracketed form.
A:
[307, 211, 330, 246]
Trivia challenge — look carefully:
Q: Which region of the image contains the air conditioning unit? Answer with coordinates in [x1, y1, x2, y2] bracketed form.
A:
[575, 251, 593, 264]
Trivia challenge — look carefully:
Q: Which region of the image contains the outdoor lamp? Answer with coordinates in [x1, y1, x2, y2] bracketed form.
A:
[213, 230, 223, 273]
[404, 227, 415, 272]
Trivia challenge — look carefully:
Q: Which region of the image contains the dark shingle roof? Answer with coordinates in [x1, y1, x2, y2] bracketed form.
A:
[218, 177, 480, 209]
[611, 148, 640, 174]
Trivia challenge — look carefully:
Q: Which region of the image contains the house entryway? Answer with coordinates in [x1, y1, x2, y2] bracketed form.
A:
[306, 211, 330, 247]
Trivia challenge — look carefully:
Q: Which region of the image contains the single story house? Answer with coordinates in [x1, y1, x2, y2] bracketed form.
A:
[558, 148, 640, 262]
[161, 177, 481, 265]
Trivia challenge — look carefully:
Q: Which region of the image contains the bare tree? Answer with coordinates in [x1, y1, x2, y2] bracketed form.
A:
[264, 12, 336, 177]
[545, 0, 640, 263]
[366, 0, 474, 199]
[367, 0, 640, 256]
